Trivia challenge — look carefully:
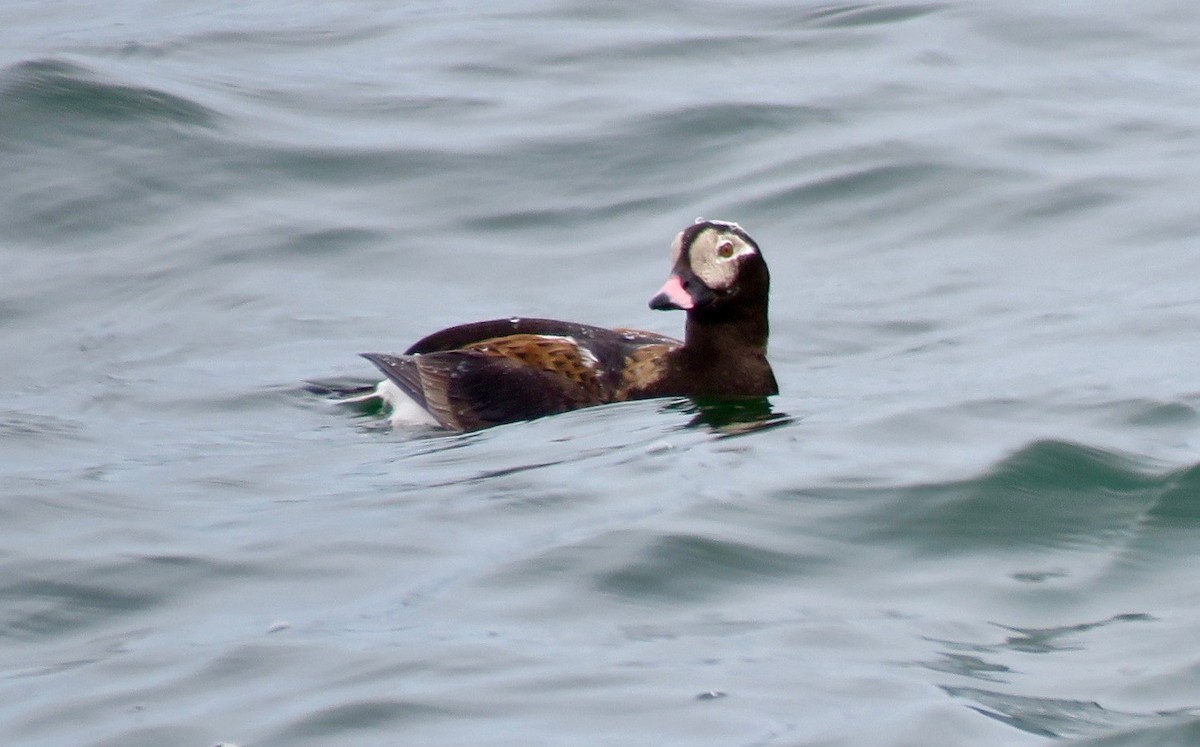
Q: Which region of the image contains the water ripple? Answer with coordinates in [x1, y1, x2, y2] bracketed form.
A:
[801, 3, 946, 28]
[595, 532, 826, 601]
[809, 440, 1176, 555]
[0, 555, 258, 642]
[0, 58, 217, 133]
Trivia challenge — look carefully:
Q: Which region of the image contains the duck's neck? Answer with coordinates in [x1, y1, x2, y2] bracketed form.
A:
[682, 301, 770, 359]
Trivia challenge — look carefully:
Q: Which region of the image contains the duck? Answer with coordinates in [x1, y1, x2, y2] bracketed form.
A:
[360, 219, 777, 431]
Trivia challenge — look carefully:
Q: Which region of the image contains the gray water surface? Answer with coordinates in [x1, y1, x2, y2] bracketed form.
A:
[3, 2, 1200, 745]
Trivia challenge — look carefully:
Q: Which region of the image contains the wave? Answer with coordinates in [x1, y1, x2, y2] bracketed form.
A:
[0, 58, 217, 135]
[943, 684, 1198, 742]
[475, 437, 1200, 608]
[801, 439, 1198, 557]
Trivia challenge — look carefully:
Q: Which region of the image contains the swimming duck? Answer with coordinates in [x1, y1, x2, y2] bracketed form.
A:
[361, 219, 776, 430]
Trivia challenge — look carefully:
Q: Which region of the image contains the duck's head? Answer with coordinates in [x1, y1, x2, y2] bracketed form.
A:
[649, 219, 769, 315]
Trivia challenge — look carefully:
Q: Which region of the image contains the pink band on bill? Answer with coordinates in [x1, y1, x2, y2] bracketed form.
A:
[654, 275, 694, 309]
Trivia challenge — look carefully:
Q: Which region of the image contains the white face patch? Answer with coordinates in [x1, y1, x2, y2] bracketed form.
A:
[688, 227, 757, 291]
[669, 230, 685, 265]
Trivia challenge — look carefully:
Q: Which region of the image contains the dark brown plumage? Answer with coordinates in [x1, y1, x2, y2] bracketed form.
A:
[361, 220, 776, 431]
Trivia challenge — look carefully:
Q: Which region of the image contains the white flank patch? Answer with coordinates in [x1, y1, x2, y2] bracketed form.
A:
[375, 379, 440, 427]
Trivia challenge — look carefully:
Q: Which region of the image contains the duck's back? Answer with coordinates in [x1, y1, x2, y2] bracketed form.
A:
[406, 317, 678, 358]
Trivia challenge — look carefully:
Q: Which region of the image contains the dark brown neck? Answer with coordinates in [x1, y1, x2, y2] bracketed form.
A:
[683, 299, 770, 358]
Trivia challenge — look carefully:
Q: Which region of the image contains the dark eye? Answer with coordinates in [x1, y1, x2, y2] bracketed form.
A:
[717, 241, 734, 258]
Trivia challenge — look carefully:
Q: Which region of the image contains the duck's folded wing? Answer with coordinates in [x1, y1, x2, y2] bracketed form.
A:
[362, 350, 596, 431]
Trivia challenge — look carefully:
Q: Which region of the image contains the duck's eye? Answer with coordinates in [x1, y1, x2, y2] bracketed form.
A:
[717, 241, 735, 258]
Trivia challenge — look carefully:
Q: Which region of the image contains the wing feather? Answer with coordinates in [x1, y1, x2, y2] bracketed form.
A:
[359, 353, 427, 410]
[361, 349, 603, 431]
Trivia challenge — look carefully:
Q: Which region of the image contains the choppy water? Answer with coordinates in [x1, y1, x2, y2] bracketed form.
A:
[4, 2, 1200, 745]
